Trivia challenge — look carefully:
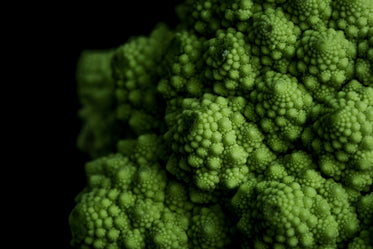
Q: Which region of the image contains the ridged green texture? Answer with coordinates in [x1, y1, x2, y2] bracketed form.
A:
[250, 71, 313, 152]
[71, 0, 373, 248]
[283, 0, 332, 30]
[164, 93, 265, 191]
[157, 31, 206, 99]
[302, 84, 373, 192]
[178, 0, 254, 34]
[296, 28, 356, 88]
[233, 151, 362, 248]
[356, 27, 373, 86]
[112, 25, 173, 135]
[204, 28, 258, 96]
[329, 0, 373, 39]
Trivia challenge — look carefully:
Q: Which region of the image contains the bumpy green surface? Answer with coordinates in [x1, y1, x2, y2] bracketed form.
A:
[70, 135, 232, 249]
[76, 50, 118, 158]
[71, 0, 373, 248]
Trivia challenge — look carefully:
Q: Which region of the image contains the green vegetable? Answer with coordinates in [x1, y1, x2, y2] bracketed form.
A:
[70, 0, 373, 248]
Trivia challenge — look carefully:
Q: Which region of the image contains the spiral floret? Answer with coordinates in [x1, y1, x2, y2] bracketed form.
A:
[330, 0, 373, 39]
[250, 71, 313, 152]
[296, 28, 356, 88]
[232, 157, 361, 248]
[112, 25, 172, 135]
[302, 87, 373, 191]
[283, 0, 332, 30]
[165, 93, 266, 191]
[69, 154, 166, 249]
[235, 181, 340, 248]
[71, 1, 373, 248]
[189, 205, 230, 249]
[70, 137, 232, 249]
[249, 7, 300, 72]
[158, 31, 206, 99]
[178, 0, 254, 34]
[204, 28, 258, 96]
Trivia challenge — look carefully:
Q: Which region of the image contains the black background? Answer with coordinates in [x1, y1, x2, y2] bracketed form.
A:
[37, 1, 183, 248]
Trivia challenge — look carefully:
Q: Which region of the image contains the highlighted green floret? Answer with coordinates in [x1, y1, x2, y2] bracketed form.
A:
[283, 0, 332, 30]
[204, 28, 258, 96]
[76, 50, 119, 158]
[165, 93, 265, 191]
[281, 150, 316, 176]
[302, 86, 373, 191]
[178, 0, 254, 34]
[296, 28, 356, 88]
[112, 25, 172, 135]
[234, 180, 340, 248]
[330, 0, 373, 39]
[250, 71, 313, 152]
[220, 0, 254, 31]
[232, 151, 361, 248]
[69, 153, 167, 249]
[249, 7, 300, 73]
[158, 31, 206, 99]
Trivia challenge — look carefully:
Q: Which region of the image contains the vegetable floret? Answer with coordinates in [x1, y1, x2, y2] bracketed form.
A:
[150, 210, 190, 249]
[178, 0, 254, 34]
[189, 205, 231, 248]
[69, 135, 232, 249]
[157, 31, 206, 99]
[204, 28, 258, 96]
[112, 25, 173, 135]
[283, 0, 332, 30]
[356, 27, 373, 86]
[249, 7, 300, 73]
[117, 133, 169, 165]
[329, 0, 373, 39]
[296, 28, 356, 89]
[250, 71, 313, 152]
[232, 152, 361, 248]
[164, 93, 268, 190]
[302, 86, 373, 191]
[235, 180, 340, 248]
[69, 153, 168, 249]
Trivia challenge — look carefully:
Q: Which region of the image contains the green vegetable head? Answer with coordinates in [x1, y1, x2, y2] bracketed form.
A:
[71, 0, 373, 248]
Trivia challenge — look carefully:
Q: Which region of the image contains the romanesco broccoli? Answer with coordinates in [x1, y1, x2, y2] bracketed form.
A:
[70, 0, 373, 248]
